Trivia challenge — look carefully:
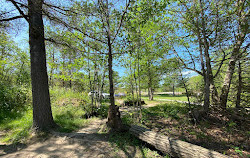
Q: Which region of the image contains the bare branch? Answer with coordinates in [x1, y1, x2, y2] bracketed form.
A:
[7, 0, 29, 22]
[42, 9, 106, 44]
[0, 15, 26, 22]
[172, 45, 203, 76]
[111, 0, 131, 44]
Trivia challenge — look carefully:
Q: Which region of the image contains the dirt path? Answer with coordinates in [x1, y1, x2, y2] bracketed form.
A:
[0, 119, 142, 158]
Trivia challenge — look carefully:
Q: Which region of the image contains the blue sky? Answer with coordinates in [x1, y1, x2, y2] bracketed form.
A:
[3, 0, 198, 79]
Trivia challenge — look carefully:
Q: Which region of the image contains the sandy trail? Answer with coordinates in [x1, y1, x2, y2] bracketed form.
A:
[0, 119, 141, 158]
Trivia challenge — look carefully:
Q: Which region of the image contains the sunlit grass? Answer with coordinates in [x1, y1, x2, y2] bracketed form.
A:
[52, 104, 92, 133]
[109, 131, 168, 157]
[0, 108, 33, 143]
[141, 94, 194, 102]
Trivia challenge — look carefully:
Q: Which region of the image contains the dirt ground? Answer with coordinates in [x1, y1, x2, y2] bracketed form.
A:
[0, 119, 144, 158]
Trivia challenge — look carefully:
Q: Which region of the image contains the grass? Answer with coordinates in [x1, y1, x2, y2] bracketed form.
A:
[0, 107, 33, 143]
[52, 105, 93, 133]
[122, 101, 250, 157]
[109, 131, 169, 158]
[0, 104, 93, 143]
[0, 87, 95, 143]
[141, 94, 191, 102]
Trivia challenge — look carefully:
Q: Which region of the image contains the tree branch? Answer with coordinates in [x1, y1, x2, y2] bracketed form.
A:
[0, 15, 26, 22]
[111, 0, 131, 44]
[7, 0, 29, 22]
[42, 9, 106, 44]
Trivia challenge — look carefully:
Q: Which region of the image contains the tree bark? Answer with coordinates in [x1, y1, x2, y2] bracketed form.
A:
[147, 60, 153, 100]
[172, 83, 175, 96]
[220, 40, 246, 109]
[130, 125, 229, 158]
[219, 0, 248, 109]
[105, 3, 123, 130]
[29, 0, 56, 130]
[106, 33, 123, 130]
[137, 51, 142, 120]
[196, 18, 209, 112]
[236, 61, 242, 108]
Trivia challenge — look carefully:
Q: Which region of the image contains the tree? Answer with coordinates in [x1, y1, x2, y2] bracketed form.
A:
[2, 0, 57, 130]
[219, 0, 249, 109]
[28, 0, 56, 130]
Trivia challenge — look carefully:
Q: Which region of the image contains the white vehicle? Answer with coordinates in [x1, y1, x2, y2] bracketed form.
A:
[102, 93, 110, 99]
[88, 91, 99, 97]
[88, 91, 110, 99]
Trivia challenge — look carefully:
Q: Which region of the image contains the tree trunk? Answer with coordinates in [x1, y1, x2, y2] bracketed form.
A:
[148, 87, 153, 101]
[219, 0, 248, 109]
[29, 0, 56, 130]
[105, 9, 123, 130]
[130, 125, 229, 158]
[236, 61, 242, 108]
[220, 41, 245, 109]
[147, 61, 153, 100]
[199, 0, 215, 111]
[137, 51, 142, 120]
[129, 53, 135, 108]
[196, 18, 209, 112]
[172, 83, 175, 96]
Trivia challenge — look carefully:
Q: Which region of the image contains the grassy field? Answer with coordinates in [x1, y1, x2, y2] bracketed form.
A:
[141, 94, 190, 102]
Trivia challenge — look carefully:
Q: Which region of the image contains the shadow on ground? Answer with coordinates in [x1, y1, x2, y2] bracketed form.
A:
[0, 119, 145, 158]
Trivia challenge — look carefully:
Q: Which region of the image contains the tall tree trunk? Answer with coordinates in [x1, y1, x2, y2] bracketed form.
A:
[69, 54, 72, 89]
[147, 60, 153, 100]
[172, 81, 175, 96]
[29, 0, 56, 130]
[129, 53, 135, 108]
[199, 0, 215, 111]
[105, 8, 123, 130]
[137, 51, 142, 120]
[220, 38, 247, 109]
[196, 18, 209, 112]
[236, 61, 242, 108]
[219, 0, 248, 109]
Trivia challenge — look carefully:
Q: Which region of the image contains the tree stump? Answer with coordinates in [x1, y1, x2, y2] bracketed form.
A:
[129, 125, 229, 158]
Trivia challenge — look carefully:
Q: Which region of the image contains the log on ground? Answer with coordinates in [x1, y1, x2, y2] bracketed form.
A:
[129, 125, 229, 158]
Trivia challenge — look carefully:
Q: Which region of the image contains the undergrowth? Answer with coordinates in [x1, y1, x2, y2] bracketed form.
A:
[122, 102, 250, 157]
[0, 87, 95, 143]
[109, 131, 169, 158]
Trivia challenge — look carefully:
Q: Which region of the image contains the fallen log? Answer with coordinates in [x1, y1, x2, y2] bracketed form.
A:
[129, 125, 229, 158]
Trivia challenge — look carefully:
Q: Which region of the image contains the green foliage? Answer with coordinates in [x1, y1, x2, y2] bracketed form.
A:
[109, 132, 141, 149]
[109, 131, 166, 158]
[141, 102, 188, 121]
[50, 86, 90, 105]
[52, 105, 91, 133]
[96, 105, 109, 118]
[234, 147, 244, 157]
[141, 94, 189, 102]
[124, 94, 138, 102]
[0, 81, 30, 122]
[0, 108, 32, 143]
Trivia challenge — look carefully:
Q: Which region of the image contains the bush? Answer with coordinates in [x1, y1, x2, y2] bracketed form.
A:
[0, 81, 30, 122]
